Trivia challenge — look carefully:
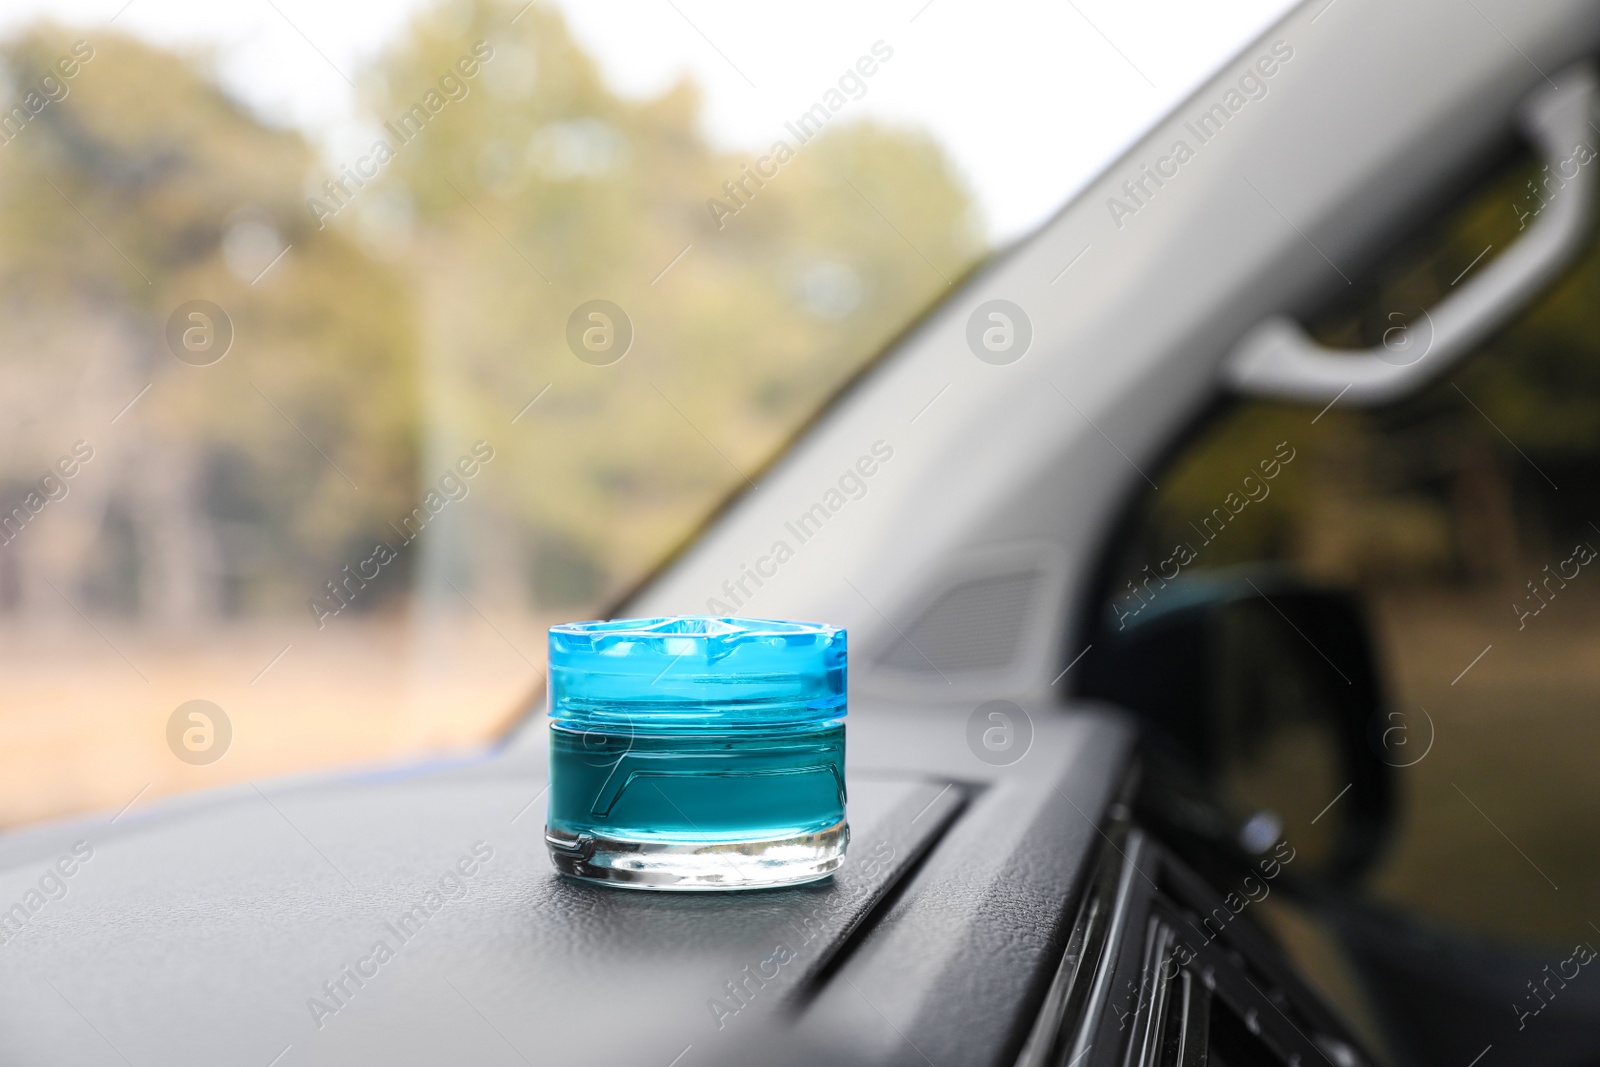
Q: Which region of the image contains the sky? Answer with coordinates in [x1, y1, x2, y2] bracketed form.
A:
[0, 0, 1300, 242]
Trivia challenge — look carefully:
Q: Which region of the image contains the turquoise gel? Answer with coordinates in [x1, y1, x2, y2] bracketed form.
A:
[545, 616, 848, 890]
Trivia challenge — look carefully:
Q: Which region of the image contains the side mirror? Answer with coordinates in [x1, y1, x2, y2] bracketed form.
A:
[1078, 568, 1395, 886]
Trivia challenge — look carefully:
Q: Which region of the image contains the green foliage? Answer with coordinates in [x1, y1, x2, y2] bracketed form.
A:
[0, 26, 419, 616]
[351, 0, 983, 600]
[0, 4, 985, 619]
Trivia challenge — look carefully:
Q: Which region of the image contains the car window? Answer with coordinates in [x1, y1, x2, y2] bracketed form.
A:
[0, 1, 1297, 829]
[1088, 141, 1600, 950]
[0, 10, 983, 830]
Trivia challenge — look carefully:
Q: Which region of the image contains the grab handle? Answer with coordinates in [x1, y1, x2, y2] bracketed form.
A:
[1224, 61, 1598, 405]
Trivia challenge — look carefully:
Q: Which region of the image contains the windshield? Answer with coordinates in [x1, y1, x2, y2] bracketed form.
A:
[0, 0, 1294, 828]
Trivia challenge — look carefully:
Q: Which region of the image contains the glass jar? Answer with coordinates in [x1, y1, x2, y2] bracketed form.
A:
[545, 616, 848, 890]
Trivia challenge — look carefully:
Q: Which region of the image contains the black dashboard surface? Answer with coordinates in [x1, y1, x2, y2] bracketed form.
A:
[0, 703, 1133, 1066]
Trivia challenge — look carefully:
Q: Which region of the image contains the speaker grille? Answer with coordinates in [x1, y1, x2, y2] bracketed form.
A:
[875, 570, 1039, 674]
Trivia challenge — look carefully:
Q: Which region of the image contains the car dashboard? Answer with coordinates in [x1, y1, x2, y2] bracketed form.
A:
[0, 701, 1371, 1067]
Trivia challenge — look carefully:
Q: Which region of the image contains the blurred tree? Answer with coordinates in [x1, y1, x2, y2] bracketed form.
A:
[0, 25, 419, 624]
[359, 0, 985, 610]
[0, 1, 987, 626]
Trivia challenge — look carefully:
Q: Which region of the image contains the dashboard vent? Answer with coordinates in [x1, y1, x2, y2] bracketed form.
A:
[875, 569, 1039, 673]
[1017, 829, 1375, 1067]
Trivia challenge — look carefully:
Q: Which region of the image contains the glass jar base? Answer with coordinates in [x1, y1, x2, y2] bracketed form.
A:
[546, 819, 848, 891]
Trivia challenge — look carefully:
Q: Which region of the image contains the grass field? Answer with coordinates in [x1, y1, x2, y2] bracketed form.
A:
[0, 611, 553, 829]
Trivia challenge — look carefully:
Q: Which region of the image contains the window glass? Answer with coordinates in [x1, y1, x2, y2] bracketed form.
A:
[1094, 145, 1600, 947]
[0, 10, 979, 827]
[0, 0, 1300, 827]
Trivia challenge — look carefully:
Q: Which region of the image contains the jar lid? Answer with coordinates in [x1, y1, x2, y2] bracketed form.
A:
[548, 616, 846, 729]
